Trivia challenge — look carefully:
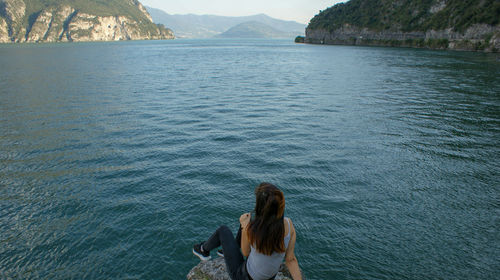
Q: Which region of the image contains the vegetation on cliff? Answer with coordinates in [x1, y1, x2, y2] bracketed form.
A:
[0, 0, 173, 42]
[308, 0, 499, 33]
[305, 0, 499, 52]
[18, 0, 149, 21]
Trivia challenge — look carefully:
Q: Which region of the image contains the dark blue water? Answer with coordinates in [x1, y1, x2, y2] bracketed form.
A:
[1, 39, 499, 279]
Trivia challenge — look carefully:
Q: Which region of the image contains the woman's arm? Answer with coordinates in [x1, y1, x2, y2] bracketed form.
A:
[285, 219, 302, 280]
[240, 213, 251, 257]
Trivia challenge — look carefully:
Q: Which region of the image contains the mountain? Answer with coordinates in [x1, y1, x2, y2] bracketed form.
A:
[216, 21, 294, 38]
[305, 0, 500, 52]
[0, 0, 174, 43]
[146, 7, 305, 38]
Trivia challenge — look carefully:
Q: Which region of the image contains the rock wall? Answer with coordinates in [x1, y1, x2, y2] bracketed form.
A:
[187, 257, 296, 280]
[0, 17, 8, 42]
[305, 24, 500, 52]
[0, 0, 174, 43]
[1, 0, 25, 41]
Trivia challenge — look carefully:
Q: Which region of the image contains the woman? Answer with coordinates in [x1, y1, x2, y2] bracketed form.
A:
[192, 182, 302, 280]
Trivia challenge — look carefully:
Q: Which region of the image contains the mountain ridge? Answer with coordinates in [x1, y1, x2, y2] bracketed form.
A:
[146, 7, 305, 38]
[216, 21, 294, 38]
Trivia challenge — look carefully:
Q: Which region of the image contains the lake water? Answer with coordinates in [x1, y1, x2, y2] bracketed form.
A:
[0, 39, 499, 279]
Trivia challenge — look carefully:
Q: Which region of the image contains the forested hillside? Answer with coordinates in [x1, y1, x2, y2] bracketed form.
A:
[305, 0, 499, 52]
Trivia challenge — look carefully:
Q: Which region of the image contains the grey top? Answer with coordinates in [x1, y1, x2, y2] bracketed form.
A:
[246, 218, 291, 280]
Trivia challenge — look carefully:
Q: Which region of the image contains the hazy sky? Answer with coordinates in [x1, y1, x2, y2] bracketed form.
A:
[140, 0, 345, 24]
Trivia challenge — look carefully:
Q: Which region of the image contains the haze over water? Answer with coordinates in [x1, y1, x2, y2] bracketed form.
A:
[0, 39, 499, 279]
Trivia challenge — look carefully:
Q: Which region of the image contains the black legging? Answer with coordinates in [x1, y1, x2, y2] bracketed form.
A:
[203, 225, 249, 280]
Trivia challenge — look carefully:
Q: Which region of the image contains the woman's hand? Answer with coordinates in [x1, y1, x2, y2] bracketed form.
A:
[240, 213, 251, 257]
[239, 212, 251, 228]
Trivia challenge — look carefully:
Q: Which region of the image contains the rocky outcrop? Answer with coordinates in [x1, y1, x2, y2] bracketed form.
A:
[1, 0, 26, 41]
[305, 24, 500, 52]
[0, 0, 174, 43]
[23, 6, 73, 43]
[0, 17, 8, 42]
[187, 257, 296, 280]
[64, 13, 163, 42]
[1, 0, 26, 24]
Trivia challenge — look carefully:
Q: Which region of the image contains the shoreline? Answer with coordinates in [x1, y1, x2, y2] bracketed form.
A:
[303, 24, 500, 53]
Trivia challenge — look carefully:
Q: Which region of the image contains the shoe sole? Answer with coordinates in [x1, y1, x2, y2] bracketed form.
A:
[217, 251, 224, 257]
[193, 248, 211, 261]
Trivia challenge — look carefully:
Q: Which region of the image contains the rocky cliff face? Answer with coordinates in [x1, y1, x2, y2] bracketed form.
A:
[0, 0, 174, 43]
[305, 0, 499, 52]
[187, 257, 296, 280]
[305, 24, 500, 52]
[0, 17, 9, 42]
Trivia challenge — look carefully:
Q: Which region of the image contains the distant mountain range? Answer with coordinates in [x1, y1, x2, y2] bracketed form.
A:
[216, 21, 296, 38]
[146, 7, 306, 39]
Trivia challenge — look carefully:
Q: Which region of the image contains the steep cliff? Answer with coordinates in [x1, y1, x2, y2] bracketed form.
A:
[0, 0, 174, 43]
[305, 0, 499, 52]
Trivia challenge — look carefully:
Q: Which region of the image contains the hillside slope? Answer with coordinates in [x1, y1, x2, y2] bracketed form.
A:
[305, 0, 500, 52]
[216, 21, 293, 38]
[147, 7, 305, 38]
[0, 0, 174, 43]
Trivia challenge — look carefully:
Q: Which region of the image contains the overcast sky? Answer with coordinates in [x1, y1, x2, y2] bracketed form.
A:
[140, 0, 345, 24]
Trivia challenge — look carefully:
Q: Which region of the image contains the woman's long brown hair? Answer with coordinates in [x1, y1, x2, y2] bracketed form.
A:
[247, 182, 286, 255]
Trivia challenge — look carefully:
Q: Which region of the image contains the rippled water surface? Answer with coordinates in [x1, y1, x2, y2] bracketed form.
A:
[1, 39, 499, 279]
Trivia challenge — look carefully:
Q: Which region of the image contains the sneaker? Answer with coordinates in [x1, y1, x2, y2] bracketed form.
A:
[217, 249, 224, 257]
[193, 243, 211, 261]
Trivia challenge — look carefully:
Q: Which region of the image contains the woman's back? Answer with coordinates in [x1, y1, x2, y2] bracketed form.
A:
[246, 218, 291, 280]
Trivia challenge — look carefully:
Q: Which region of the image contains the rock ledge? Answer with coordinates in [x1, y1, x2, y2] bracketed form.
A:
[187, 257, 293, 280]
